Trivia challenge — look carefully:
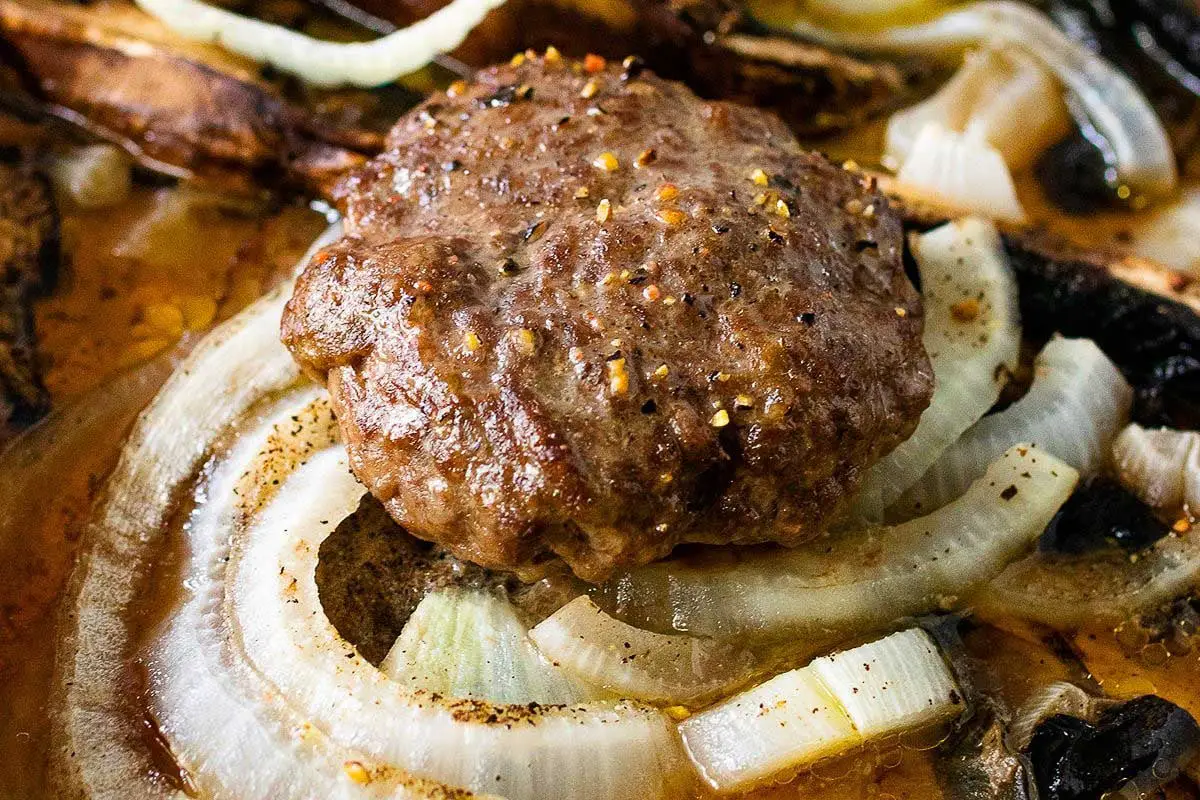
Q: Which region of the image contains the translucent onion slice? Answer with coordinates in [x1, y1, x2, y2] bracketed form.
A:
[230, 444, 689, 800]
[1113, 424, 1200, 515]
[680, 629, 961, 794]
[895, 123, 1026, 223]
[809, 629, 961, 739]
[790, 0, 1177, 197]
[528, 596, 757, 706]
[680, 665, 858, 793]
[885, 46, 1070, 172]
[134, 0, 508, 87]
[48, 144, 133, 209]
[976, 524, 1200, 629]
[601, 444, 1078, 639]
[850, 216, 1020, 520]
[382, 588, 596, 704]
[1122, 188, 1200, 276]
[895, 336, 1132, 519]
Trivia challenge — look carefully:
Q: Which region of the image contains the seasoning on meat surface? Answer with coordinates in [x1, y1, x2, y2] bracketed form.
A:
[282, 52, 933, 582]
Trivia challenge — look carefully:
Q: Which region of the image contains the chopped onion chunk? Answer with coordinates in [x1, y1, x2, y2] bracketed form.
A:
[886, 45, 1070, 172]
[382, 588, 596, 704]
[680, 629, 961, 793]
[896, 123, 1026, 222]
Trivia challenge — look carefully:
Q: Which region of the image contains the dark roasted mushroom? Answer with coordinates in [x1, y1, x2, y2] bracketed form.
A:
[0, 161, 56, 439]
[0, 0, 389, 197]
[1038, 475, 1171, 555]
[1028, 695, 1200, 800]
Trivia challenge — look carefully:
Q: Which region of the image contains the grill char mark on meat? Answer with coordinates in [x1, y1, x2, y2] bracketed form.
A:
[283, 55, 932, 582]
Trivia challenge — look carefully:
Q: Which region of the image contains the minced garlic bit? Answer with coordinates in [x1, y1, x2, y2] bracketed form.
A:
[774, 199, 790, 218]
[749, 168, 769, 186]
[514, 328, 536, 354]
[655, 523, 670, 533]
[596, 198, 612, 223]
[574, 186, 591, 199]
[544, 45, 562, 64]
[510, 52, 526, 67]
[635, 148, 657, 168]
[593, 151, 620, 171]
[654, 183, 679, 203]
[950, 298, 981, 322]
[343, 761, 371, 784]
[580, 78, 601, 99]
[895, 306, 908, 318]
[844, 198, 864, 215]
[862, 203, 875, 219]
[658, 471, 674, 484]
[714, 371, 731, 383]
[447, 79, 468, 98]
[656, 209, 686, 226]
[642, 284, 662, 302]
[653, 364, 669, 379]
[607, 357, 629, 395]
[842, 159, 859, 172]
[584, 53, 607, 73]
[1174, 518, 1191, 533]
[463, 331, 481, 352]
[664, 705, 691, 721]
[710, 409, 730, 428]
[599, 271, 617, 287]
[753, 192, 768, 206]
[734, 394, 754, 409]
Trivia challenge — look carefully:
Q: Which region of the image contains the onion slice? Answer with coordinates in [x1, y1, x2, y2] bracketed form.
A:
[601, 444, 1078, 639]
[382, 588, 597, 704]
[680, 628, 961, 793]
[885, 46, 1070, 172]
[528, 596, 757, 706]
[49, 225, 341, 798]
[894, 336, 1132, 519]
[133, 0, 507, 87]
[1112, 424, 1200, 515]
[895, 123, 1026, 223]
[976, 523, 1200, 629]
[850, 216, 1020, 520]
[790, 1, 1177, 197]
[227, 439, 688, 800]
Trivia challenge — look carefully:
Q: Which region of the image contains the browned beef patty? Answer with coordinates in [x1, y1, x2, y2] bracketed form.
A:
[282, 53, 932, 582]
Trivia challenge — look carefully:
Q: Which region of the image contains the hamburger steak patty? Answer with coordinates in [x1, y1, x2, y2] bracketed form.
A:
[282, 52, 933, 582]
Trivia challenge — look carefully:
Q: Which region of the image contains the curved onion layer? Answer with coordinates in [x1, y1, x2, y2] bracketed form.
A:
[977, 523, 1200, 629]
[134, 0, 507, 87]
[896, 123, 1026, 223]
[894, 336, 1132, 519]
[850, 217, 1020, 520]
[528, 596, 757, 706]
[1113, 424, 1200, 515]
[1008, 681, 1096, 751]
[791, 1, 1177, 197]
[601, 444, 1078, 639]
[886, 46, 1071, 172]
[1123, 188, 1200, 277]
[381, 587, 596, 704]
[48, 225, 341, 799]
[680, 629, 961, 793]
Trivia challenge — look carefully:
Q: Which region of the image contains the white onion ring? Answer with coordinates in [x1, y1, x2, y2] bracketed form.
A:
[790, 1, 1178, 197]
[134, 0, 508, 87]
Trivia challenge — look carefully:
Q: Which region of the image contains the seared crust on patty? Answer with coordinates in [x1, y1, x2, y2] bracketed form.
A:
[282, 54, 932, 582]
